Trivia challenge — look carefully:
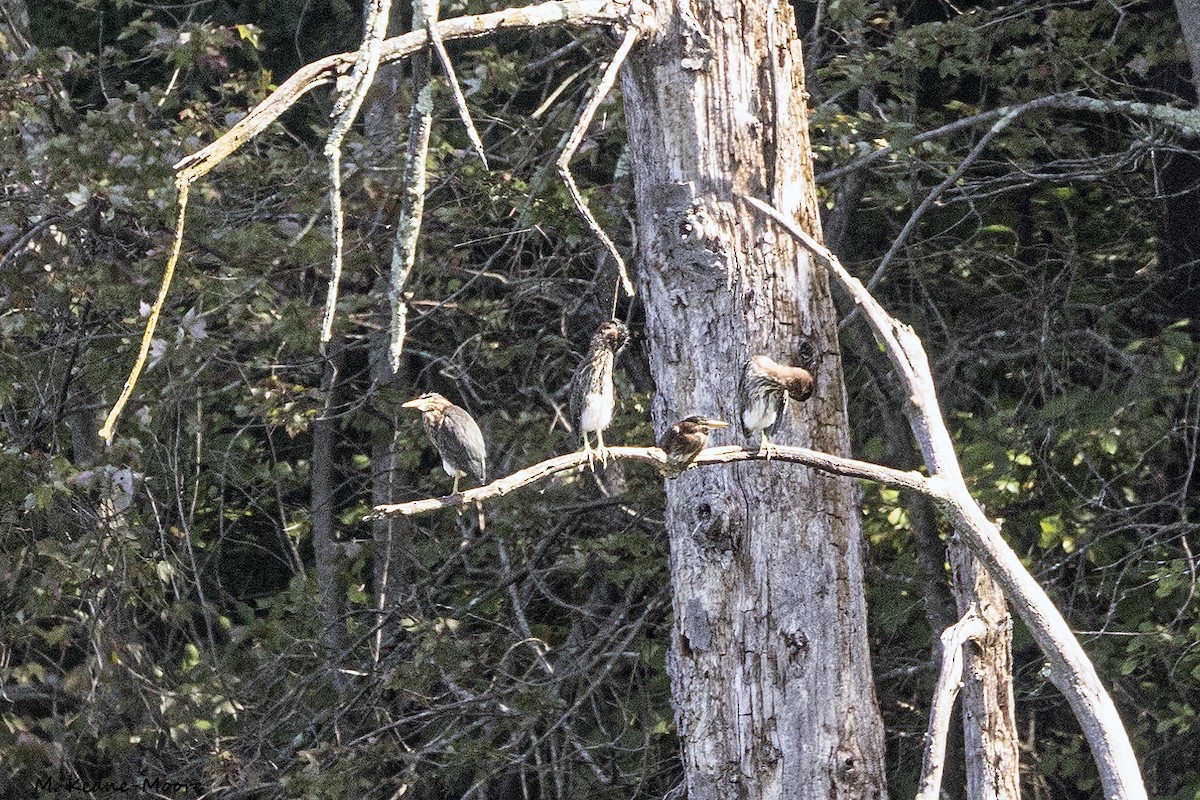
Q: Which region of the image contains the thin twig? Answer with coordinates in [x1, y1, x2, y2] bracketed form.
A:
[0, 214, 64, 272]
[555, 26, 638, 298]
[369, 444, 933, 518]
[427, 17, 489, 169]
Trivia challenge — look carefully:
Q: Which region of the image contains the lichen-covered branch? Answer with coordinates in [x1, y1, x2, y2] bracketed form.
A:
[369, 444, 932, 518]
[388, 0, 437, 373]
[321, 0, 395, 346]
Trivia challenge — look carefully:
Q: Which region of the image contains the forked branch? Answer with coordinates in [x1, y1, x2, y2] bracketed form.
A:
[100, 0, 638, 443]
[744, 195, 1147, 800]
[916, 607, 987, 800]
[555, 26, 639, 298]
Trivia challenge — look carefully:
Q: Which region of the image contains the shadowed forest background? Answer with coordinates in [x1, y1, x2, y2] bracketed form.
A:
[2, 0, 1199, 797]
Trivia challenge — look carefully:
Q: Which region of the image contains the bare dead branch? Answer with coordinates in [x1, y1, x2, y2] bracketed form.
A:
[427, 15, 489, 169]
[554, 26, 638, 298]
[98, 177, 191, 444]
[917, 607, 987, 800]
[369, 444, 932, 518]
[174, 0, 629, 183]
[388, 1, 437, 373]
[321, 0, 395, 346]
[745, 194, 1149, 800]
[817, 91, 1200, 186]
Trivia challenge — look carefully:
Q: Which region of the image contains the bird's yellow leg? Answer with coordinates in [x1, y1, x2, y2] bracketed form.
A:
[582, 431, 597, 470]
[595, 428, 610, 466]
[759, 431, 776, 462]
[452, 474, 461, 496]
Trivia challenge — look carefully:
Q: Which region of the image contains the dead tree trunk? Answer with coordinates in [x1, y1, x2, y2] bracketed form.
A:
[621, 2, 887, 797]
[950, 537, 1022, 800]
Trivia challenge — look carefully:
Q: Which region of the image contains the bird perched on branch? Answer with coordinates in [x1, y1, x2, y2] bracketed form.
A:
[740, 354, 814, 457]
[402, 392, 487, 495]
[569, 320, 629, 466]
[657, 416, 729, 476]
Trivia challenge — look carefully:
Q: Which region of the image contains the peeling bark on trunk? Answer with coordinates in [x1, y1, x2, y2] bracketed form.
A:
[950, 537, 1021, 800]
[621, 2, 886, 797]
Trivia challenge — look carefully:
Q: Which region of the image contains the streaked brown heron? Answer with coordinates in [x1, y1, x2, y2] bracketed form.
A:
[657, 416, 729, 476]
[740, 354, 814, 456]
[402, 392, 487, 495]
[569, 320, 629, 465]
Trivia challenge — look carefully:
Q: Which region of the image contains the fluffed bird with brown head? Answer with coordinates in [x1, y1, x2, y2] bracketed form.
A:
[740, 355, 814, 457]
[402, 392, 487, 495]
[569, 320, 629, 466]
[657, 416, 729, 476]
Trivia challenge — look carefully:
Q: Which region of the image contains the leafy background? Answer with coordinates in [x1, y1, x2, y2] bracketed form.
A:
[1, 0, 1197, 797]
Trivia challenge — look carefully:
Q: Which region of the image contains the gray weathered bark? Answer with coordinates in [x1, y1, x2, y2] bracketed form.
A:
[1175, 0, 1200, 100]
[621, 2, 887, 797]
[950, 537, 1021, 800]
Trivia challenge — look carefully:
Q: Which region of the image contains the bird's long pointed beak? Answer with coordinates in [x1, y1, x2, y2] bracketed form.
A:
[401, 398, 422, 408]
[704, 419, 730, 427]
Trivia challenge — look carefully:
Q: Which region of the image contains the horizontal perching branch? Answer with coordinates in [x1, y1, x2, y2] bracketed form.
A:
[173, 0, 634, 183]
[368, 444, 933, 518]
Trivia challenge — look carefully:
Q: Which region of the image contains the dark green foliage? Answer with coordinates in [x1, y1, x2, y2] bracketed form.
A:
[3, 0, 1199, 797]
[813, 0, 1200, 795]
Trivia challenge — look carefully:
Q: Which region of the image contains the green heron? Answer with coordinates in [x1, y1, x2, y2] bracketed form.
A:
[740, 354, 814, 456]
[402, 392, 487, 495]
[569, 320, 629, 465]
[657, 416, 729, 475]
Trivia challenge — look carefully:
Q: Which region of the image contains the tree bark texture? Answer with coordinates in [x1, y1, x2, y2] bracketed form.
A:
[313, 341, 349, 694]
[621, 3, 887, 797]
[1174, 0, 1200, 101]
[949, 537, 1021, 800]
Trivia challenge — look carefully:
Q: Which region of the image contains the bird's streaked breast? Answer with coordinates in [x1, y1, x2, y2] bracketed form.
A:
[742, 398, 778, 434]
[579, 390, 614, 433]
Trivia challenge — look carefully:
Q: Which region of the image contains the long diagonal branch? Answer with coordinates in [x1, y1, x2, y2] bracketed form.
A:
[744, 195, 1148, 800]
[98, 177, 191, 444]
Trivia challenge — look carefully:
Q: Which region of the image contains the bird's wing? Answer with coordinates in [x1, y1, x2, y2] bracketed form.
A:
[438, 406, 488, 482]
[567, 364, 585, 435]
[738, 361, 758, 434]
